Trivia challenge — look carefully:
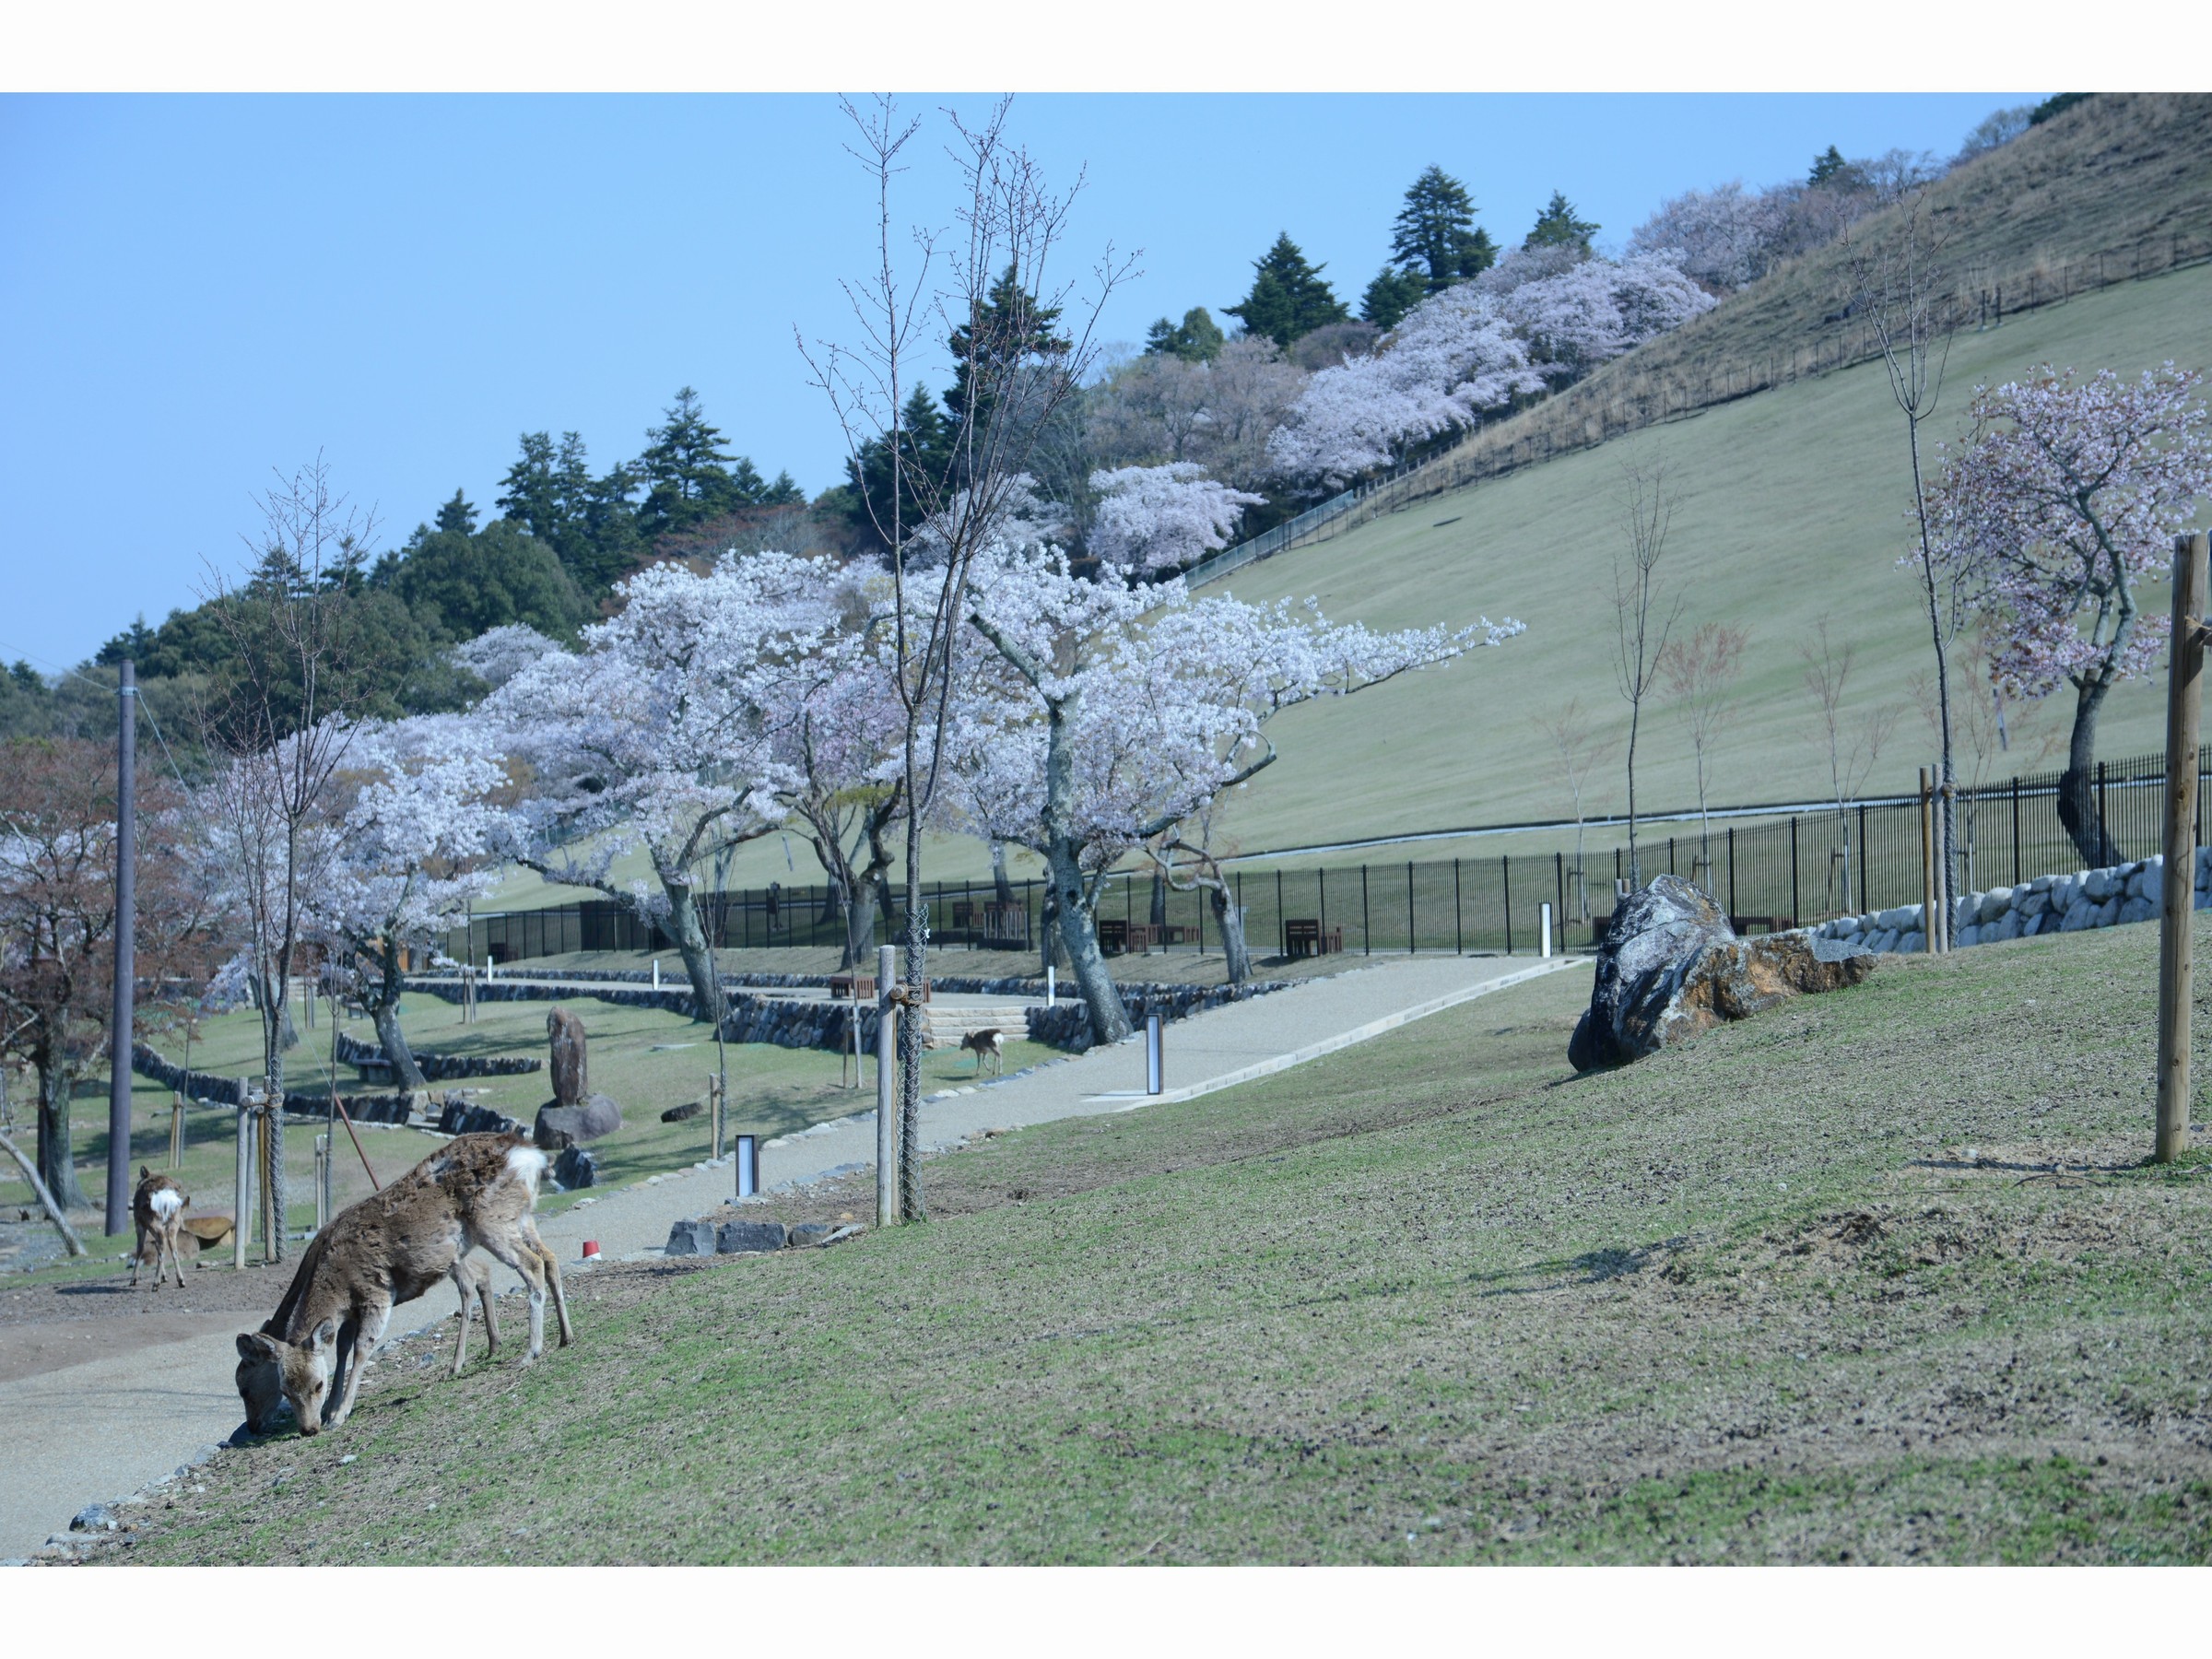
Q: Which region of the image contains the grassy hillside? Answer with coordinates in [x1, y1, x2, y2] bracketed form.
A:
[110, 916, 2212, 1565]
[1197, 261, 2210, 860]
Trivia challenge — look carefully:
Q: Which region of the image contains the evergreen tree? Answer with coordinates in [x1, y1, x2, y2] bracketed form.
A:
[379, 518, 586, 643]
[1524, 190, 1600, 253]
[1143, 306, 1226, 363]
[1359, 265, 1429, 332]
[1225, 233, 1349, 349]
[762, 469, 805, 507]
[944, 265, 1070, 429]
[635, 386, 742, 540]
[1807, 145, 1860, 188]
[845, 385, 955, 549]
[95, 615, 159, 666]
[1389, 166, 1497, 294]
[433, 488, 478, 536]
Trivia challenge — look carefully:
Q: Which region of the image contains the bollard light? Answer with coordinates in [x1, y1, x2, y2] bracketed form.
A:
[1046, 965, 1056, 1004]
[1146, 1011, 1164, 1095]
[1540, 901, 1553, 959]
[735, 1133, 759, 1198]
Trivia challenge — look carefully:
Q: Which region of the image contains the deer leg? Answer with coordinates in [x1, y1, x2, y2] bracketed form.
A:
[171, 1224, 187, 1288]
[480, 1231, 548, 1363]
[129, 1222, 145, 1288]
[447, 1260, 476, 1377]
[328, 1301, 389, 1428]
[475, 1257, 501, 1356]
[528, 1224, 573, 1348]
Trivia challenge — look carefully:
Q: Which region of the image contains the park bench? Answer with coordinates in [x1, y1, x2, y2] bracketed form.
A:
[1282, 918, 1344, 958]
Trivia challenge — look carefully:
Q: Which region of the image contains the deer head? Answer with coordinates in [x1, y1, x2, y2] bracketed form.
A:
[234, 1319, 340, 1435]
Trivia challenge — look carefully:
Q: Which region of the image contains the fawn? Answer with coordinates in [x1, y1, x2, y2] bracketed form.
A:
[960, 1027, 1006, 1077]
[234, 1132, 571, 1437]
[130, 1167, 189, 1289]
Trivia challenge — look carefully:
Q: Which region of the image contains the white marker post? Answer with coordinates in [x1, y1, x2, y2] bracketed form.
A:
[1539, 901, 1553, 959]
[1046, 965, 1056, 1004]
[1146, 1011, 1164, 1096]
[652, 958, 661, 991]
[734, 1134, 759, 1198]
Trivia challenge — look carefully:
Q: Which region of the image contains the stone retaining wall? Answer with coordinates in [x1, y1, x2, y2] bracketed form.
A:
[332, 1030, 542, 1080]
[404, 972, 1290, 1053]
[128, 1043, 248, 1105]
[1810, 847, 2206, 954]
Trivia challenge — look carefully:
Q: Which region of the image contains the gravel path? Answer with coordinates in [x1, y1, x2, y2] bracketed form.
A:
[0, 951, 1583, 1560]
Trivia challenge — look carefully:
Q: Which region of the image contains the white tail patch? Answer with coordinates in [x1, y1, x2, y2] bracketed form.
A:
[149, 1189, 182, 1219]
[504, 1145, 548, 1203]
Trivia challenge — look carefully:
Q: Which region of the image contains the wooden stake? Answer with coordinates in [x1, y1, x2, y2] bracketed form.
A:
[876, 944, 898, 1228]
[2155, 531, 2208, 1162]
[1919, 767, 1936, 952]
[233, 1091, 252, 1270]
[169, 1091, 185, 1169]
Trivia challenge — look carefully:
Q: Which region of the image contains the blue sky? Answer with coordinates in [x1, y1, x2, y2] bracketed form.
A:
[0, 92, 2033, 668]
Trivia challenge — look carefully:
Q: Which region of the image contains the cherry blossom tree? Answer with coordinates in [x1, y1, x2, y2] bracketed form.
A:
[1267, 286, 1547, 488]
[308, 715, 510, 1089]
[1929, 363, 2212, 865]
[952, 544, 1521, 1036]
[1495, 253, 1716, 383]
[488, 551, 844, 1022]
[1627, 181, 1790, 291]
[1086, 464, 1265, 572]
[449, 623, 565, 695]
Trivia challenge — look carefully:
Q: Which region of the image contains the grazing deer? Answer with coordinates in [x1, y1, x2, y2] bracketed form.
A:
[234, 1132, 571, 1437]
[959, 1027, 1005, 1077]
[130, 1167, 188, 1289]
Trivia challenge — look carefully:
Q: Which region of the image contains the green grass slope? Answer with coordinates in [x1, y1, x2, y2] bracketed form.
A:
[1200, 262, 2211, 858]
[112, 916, 2212, 1565]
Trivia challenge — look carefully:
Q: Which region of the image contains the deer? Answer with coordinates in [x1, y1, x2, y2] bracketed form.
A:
[234, 1131, 572, 1437]
[130, 1166, 189, 1289]
[959, 1027, 1006, 1077]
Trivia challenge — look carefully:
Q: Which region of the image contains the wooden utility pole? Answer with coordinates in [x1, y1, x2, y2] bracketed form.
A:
[2155, 531, 2208, 1163]
[105, 660, 136, 1239]
[876, 944, 898, 1227]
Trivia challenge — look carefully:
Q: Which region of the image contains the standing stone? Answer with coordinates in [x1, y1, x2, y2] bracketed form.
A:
[665, 1219, 717, 1256]
[552, 1145, 598, 1189]
[547, 1006, 587, 1107]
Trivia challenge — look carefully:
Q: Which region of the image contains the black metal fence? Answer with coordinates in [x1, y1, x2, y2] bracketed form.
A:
[447, 744, 2202, 966]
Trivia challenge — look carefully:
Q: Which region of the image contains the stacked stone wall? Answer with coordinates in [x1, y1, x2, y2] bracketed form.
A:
[1809, 848, 2205, 955]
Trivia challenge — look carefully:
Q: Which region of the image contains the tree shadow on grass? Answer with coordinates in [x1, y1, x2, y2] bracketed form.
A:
[1472, 1236, 1693, 1297]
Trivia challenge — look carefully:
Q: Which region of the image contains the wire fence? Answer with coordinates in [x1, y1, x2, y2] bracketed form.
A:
[447, 743, 2203, 969]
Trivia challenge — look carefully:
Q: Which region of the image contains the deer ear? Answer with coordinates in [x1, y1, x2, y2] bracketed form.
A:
[310, 1317, 340, 1352]
[237, 1332, 275, 1360]
[140, 1166, 151, 1182]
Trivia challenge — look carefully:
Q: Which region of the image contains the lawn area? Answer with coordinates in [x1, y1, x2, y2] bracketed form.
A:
[108, 914, 2212, 1564]
[1, 992, 1054, 1273]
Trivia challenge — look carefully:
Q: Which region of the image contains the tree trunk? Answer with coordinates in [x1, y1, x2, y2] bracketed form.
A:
[841, 877, 877, 971]
[1039, 885, 1065, 975]
[1052, 842, 1131, 1046]
[991, 840, 1017, 908]
[35, 1056, 87, 1211]
[367, 936, 427, 1091]
[1148, 871, 1167, 931]
[658, 877, 726, 1026]
[2057, 678, 2121, 867]
[1210, 883, 1252, 986]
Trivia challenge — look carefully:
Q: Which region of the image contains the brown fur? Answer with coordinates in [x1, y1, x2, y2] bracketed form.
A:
[130, 1167, 188, 1290]
[960, 1028, 1005, 1076]
[234, 1133, 572, 1437]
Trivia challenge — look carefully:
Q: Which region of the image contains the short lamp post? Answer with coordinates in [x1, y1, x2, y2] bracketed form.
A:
[1145, 1011, 1164, 1096]
[735, 1133, 759, 1199]
[1539, 901, 1553, 959]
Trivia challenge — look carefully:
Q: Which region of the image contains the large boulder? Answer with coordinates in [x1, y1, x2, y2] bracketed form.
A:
[534, 1091, 623, 1149]
[1569, 874, 1875, 1071]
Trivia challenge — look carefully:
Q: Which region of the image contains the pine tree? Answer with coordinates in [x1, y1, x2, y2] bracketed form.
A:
[1144, 306, 1226, 363]
[1524, 190, 1600, 253]
[434, 489, 478, 536]
[1225, 233, 1349, 349]
[845, 385, 955, 549]
[1808, 145, 1851, 186]
[945, 265, 1070, 428]
[1389, 166, 1497, 294]
[1359, 265, 1429, 332]
[636, 387, 744, 540]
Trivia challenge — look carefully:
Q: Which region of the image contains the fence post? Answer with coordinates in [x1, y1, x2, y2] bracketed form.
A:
[1406, 861, 1416, 954]
[2013, 777, 2022, 884]
[1503, 856, 1513, 955]
[1276, 869, 1285, 957]
[1454, 858, 1465, 954]
[2098, 760, 2110, 856]
[1790, 817, 1800, 925]
[1360, 865, 1371, 956]
[1859, 804, 1869, 912]
[1727, 827, 1736, 919]
[1555, 852, 1565, 935]
[2156, 532, 2207, 1161]
[1318, 868, 1327, 953]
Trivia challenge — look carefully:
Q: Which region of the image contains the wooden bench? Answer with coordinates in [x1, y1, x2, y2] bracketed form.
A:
[1282, 918, 1344, 959]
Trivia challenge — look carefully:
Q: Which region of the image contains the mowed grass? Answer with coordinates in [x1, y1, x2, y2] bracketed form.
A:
[2, 994, 1053, 1274]
[113, 915, 2212, 1565]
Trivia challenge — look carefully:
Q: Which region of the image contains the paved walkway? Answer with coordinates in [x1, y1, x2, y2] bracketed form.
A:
[0, 952, 1583, 1559]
